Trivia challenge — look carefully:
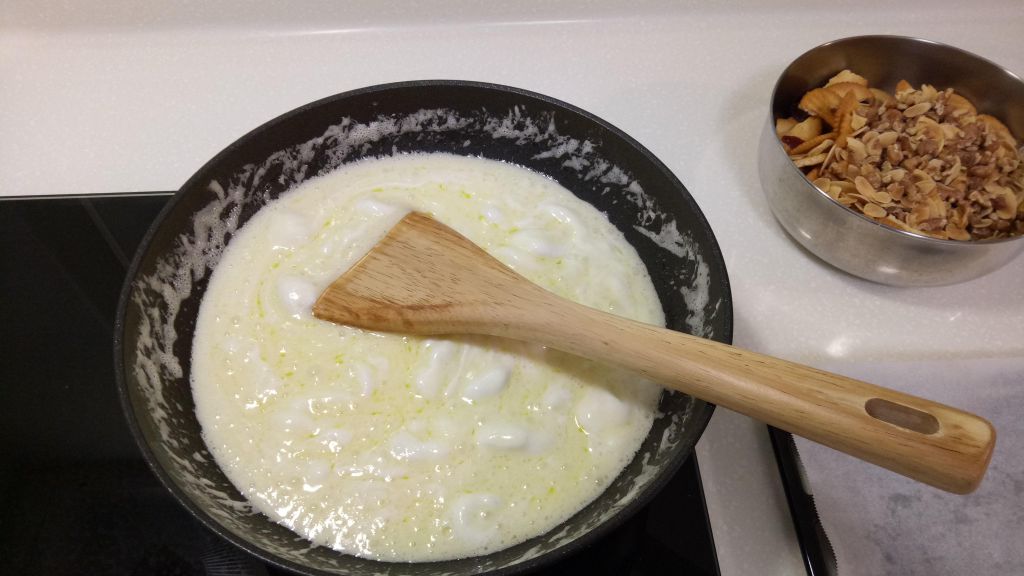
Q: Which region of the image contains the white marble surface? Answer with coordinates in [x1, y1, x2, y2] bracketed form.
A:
[4, 1, 1023, 574]
[796, 358, 1024, 576]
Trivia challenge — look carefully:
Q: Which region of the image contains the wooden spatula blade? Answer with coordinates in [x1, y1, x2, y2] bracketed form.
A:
[312, 211, 527, 334]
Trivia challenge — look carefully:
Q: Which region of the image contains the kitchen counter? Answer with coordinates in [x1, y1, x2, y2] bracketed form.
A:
[4, 2, 1022, 574]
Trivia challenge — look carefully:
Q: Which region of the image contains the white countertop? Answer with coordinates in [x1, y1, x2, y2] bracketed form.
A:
[5, 2, 1022, 574]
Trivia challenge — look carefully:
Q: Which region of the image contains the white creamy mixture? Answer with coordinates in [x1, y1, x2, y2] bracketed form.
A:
[191, 153, 665, 562]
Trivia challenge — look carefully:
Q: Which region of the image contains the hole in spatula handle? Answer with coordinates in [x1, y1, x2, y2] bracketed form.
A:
[865, 398, 940, 435]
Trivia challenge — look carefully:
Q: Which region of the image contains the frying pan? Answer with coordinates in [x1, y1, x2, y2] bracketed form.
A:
[115, 81, 732, 575]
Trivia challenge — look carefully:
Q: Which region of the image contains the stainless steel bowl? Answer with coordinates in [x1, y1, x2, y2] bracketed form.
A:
[759, 35, 1024, 286]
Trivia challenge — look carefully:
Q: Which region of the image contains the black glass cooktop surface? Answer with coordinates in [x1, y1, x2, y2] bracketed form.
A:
[0, 193, 721, 576]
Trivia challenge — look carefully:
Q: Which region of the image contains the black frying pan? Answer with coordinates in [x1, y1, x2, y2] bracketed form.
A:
[115, 81, 732, 575]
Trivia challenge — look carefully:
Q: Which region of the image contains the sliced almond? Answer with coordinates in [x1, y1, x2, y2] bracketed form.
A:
[793, 153, 828, 168]
[877, 131, 899, 147]
[833, 180, 857, 195]
[854, 175, 876, 196]
[862, 202, 888, 218]
[807, 138, 836, 157]
[917, 178, 937, 195]
[911, 169, 933, 183]
[903, 102, 932, 118]
[788, 132, 837, 155]
[853, 177, 892, 205]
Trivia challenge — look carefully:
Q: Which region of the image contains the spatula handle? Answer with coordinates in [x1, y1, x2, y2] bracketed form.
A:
[311, 212, 994, 493]
[507, 297, 995, 494]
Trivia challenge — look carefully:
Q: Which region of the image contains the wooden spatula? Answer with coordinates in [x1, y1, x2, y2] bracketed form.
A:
[312, 212, 995, 494]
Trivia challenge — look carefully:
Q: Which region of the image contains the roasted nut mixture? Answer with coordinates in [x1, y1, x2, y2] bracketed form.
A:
[777, 70, 1024, 240]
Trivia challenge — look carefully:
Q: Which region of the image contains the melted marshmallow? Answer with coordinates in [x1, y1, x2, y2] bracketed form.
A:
[192, 153, 665, 562]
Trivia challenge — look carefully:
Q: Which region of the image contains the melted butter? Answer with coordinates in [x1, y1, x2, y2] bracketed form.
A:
[192, 153, 665, 561]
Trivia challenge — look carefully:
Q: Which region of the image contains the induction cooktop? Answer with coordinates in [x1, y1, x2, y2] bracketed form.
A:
[1, 193, 730, 576]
